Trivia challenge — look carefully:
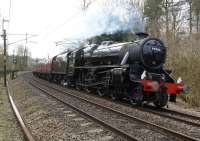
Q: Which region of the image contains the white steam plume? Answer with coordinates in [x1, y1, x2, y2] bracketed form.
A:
[61, 0, 145, 50]
[79, 0, 145, 38]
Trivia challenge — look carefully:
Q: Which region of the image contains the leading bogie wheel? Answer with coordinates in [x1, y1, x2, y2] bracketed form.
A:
[97, 89, 105, 97]
[153, 93, 168, 108]
[111, 92, 118, 101]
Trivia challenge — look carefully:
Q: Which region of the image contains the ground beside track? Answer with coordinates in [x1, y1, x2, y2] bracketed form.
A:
[6, 71, 200, 141]
[168, 98, 200, 116]
[8, 74, 122, 141]
[0, 80, 25, 141]
[30, 73, 200, 140]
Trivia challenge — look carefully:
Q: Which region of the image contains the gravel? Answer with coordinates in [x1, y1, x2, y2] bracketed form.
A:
[31, 73, 200, 140]
[30, 78, 179, 141]
[9, 75, 123, 141]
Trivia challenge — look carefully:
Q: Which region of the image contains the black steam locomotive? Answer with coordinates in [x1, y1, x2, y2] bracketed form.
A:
[33, 33, 187, 107]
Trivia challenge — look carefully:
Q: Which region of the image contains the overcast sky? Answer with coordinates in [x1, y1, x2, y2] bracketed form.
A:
[0, 0, 144, 59]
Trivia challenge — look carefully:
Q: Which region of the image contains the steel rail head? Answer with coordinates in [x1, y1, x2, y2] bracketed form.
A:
[6, 81, 36, 141]
[30, 78, 199, 141]
[29, 81, 139, 141]
[143, 105, 200, 121]
[137, 107, 200, 127]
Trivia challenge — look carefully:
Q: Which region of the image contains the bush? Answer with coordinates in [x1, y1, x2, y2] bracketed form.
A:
[165, 35, 200, 107]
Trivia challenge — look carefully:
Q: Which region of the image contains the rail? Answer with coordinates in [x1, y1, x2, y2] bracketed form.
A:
[7, 81, 36, 141]
[30, 78, 199, 141]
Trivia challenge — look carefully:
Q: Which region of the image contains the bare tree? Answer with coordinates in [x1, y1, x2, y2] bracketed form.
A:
[163, 0, 171, 41]
[170, 0, 183, 40]
[143, 0, 163, 37]
[15, 45, 30, 70]
[192, 0, 200, 32]
[81, 0, 95, 11]
[186, 0, 193, 34]
[0, 47, 3, 69]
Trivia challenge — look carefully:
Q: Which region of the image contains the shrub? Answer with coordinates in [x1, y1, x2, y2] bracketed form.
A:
[165, 35, 200, 107]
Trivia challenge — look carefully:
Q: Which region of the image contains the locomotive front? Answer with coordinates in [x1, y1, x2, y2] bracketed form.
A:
[129, 37, 166, 70]
[127, 36, 188, 107]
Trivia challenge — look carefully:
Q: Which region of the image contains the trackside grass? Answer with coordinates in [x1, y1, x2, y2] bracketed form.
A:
[0, 81, 25, 141]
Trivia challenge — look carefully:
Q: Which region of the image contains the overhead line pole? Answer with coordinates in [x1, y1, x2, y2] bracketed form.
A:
[2, 29, 7, 87]
[24, 33, 28, 68]
[1, 18, 9, 87]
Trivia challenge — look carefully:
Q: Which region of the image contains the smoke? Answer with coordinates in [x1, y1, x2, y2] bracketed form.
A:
[79, 0, 145, 39]
[60, 0, 145, 51]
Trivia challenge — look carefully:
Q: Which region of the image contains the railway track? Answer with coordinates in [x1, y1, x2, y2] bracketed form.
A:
[28, 76, 199, 141]
[138, 105, 200, 127]
[29, 81, 138, 141]
[31, 75, 200, 128]
[144, 105, 200, 121]
[6, 81, 36, 141]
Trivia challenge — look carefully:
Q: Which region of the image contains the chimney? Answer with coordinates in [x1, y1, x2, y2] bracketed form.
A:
[136, 32, 149, 39]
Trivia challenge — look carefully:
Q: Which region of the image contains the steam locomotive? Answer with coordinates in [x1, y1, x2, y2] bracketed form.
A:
[33, 33, 188, 108]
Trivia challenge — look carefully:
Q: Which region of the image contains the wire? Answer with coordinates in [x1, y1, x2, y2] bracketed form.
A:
[41, 11, 82, 40]
[8, 33, 38, 36]
[8, 35, 38, 46]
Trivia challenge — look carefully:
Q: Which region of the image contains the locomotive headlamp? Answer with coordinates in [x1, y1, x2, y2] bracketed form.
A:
[177, 77, 183, 84]
[141, 71, 147, 79]
[161, 75, 165, 80]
